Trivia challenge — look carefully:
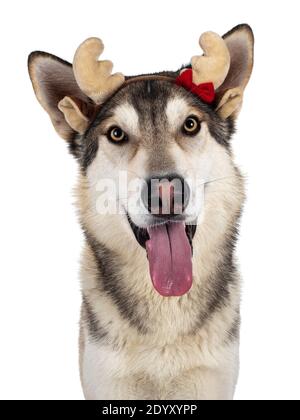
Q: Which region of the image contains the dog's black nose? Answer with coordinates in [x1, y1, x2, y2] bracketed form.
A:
[142, 174, 190, 217]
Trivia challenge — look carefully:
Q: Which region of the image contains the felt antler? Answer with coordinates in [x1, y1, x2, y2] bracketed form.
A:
[191, 32, 230, 90]
[73, 37, 125, 104]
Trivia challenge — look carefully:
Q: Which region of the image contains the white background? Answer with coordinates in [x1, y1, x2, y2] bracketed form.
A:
[0, 0, 299, 400]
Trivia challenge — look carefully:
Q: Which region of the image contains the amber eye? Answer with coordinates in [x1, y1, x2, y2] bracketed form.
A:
[182, 116, 201, 136]
[107, 126, 128, 143]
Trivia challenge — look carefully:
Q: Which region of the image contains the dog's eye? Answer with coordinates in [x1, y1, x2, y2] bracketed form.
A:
[182, 116, 201, 136]
[107, 126, 128, 143]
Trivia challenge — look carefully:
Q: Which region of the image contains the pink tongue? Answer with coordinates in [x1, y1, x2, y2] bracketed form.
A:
[146, 223, 193, 297]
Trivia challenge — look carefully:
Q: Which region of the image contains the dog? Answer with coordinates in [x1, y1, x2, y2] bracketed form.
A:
[28, 23, 254, 400]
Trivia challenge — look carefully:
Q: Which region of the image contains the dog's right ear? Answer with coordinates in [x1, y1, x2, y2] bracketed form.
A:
[29, 39, 125, 143]
[28, 52, 96, 141]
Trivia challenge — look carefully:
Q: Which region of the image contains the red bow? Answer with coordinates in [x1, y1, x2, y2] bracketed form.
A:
[175, 69, 215, 104]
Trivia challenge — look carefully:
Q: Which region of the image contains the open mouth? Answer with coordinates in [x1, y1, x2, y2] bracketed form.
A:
[127, 215, 197, 297]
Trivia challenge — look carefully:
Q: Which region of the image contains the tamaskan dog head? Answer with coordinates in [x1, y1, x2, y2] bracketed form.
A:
[28, 24, 253, 298]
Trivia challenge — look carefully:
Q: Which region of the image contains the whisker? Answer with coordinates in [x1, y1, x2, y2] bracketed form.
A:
[204, 175, 237, 185]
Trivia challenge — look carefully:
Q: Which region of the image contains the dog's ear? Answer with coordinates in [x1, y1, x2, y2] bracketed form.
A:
[28, 52, 97, 140]
[215, 24, 254, 120]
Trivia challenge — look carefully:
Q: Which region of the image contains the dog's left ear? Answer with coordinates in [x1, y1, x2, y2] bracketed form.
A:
[216, 24, 254, 119]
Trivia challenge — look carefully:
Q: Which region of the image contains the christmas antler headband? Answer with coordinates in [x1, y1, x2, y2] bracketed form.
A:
[60, 31, 230, 109]
[29, 25, 253, 139]
[176, 32, 231, 103]
[72, 37, 125, 104]
[58, 37, 126, 131]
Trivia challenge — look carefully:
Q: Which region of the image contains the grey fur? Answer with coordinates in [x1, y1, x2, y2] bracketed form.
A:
[82, 294, 108, 342]
[84, 230, 150, 335]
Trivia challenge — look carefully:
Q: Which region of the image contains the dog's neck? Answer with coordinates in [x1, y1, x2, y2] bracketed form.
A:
[82, 213, 241, 339]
